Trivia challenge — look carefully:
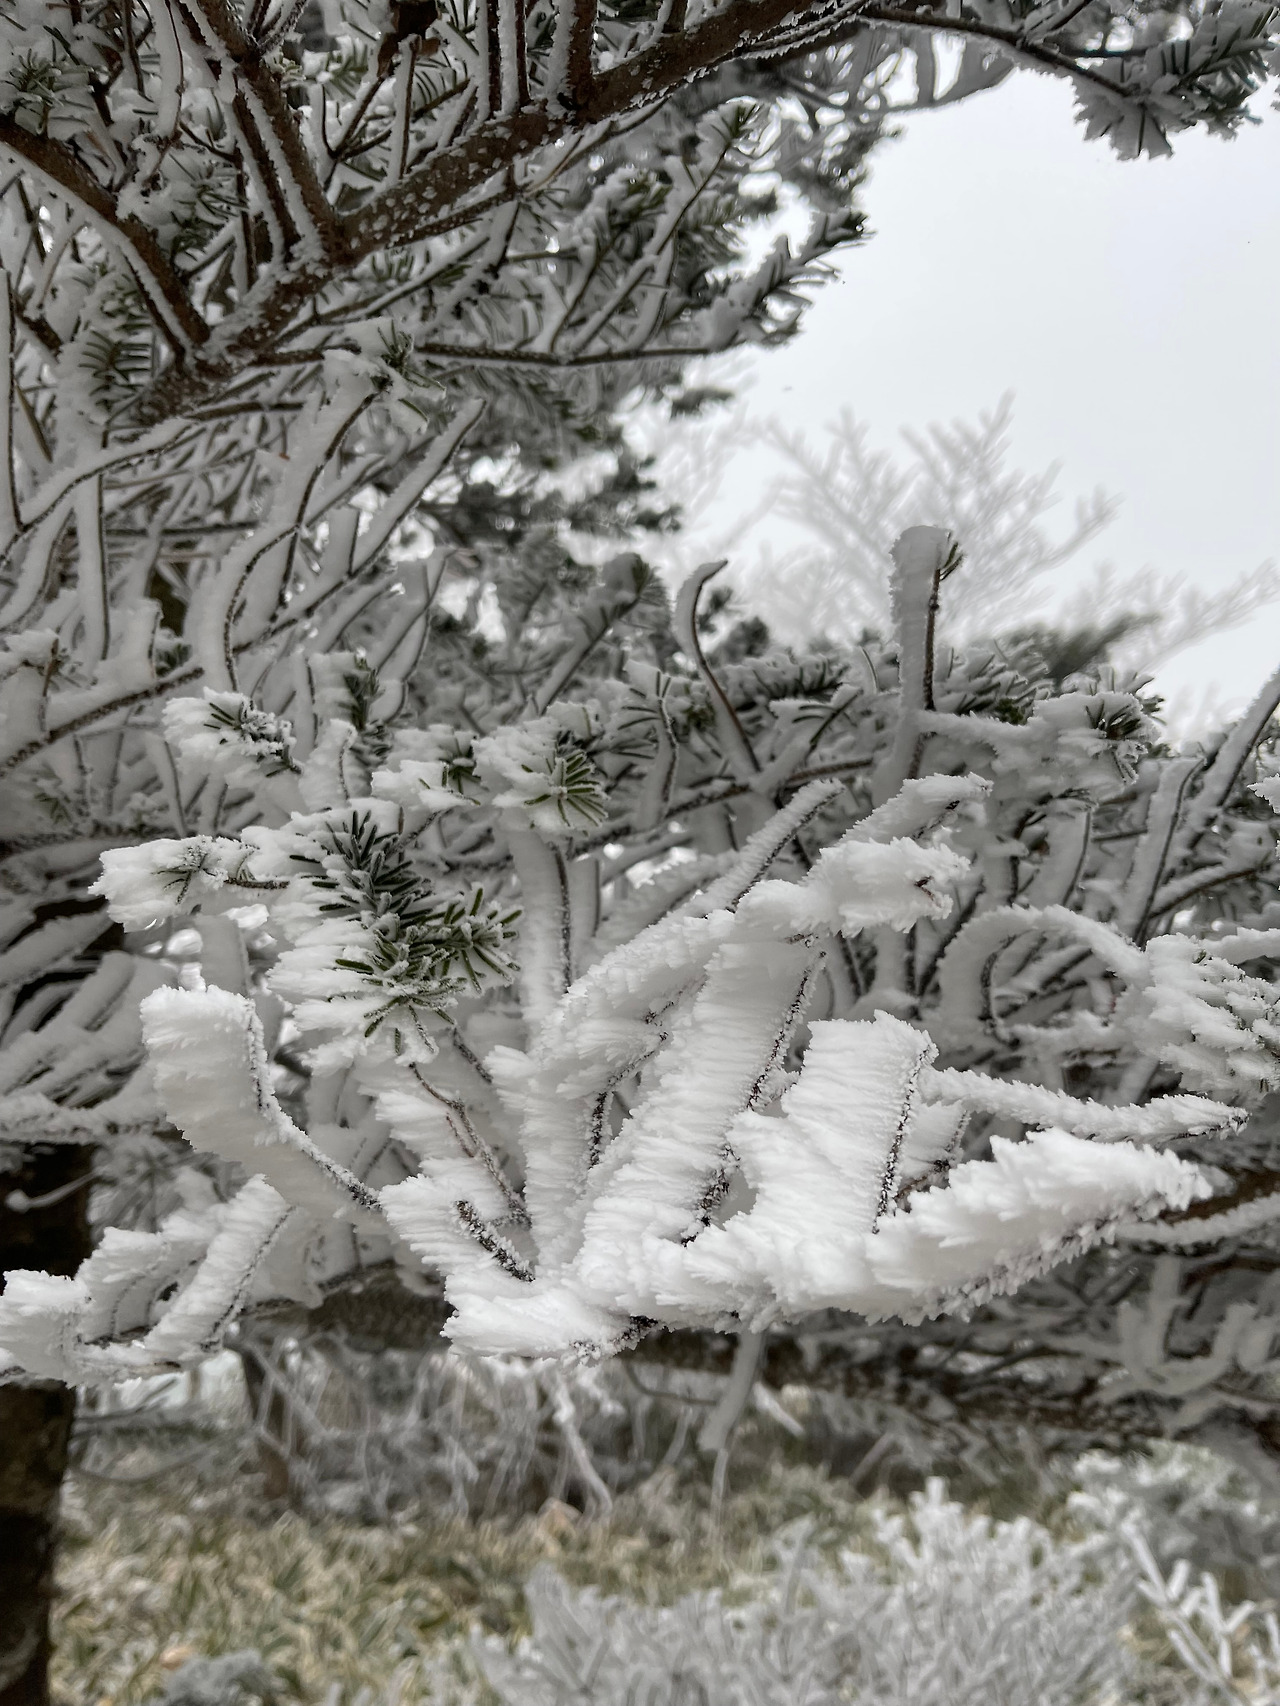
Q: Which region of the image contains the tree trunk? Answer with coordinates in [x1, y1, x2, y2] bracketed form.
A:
[0, 1144, 93, 1706]
[239, 1336, 303, 1506]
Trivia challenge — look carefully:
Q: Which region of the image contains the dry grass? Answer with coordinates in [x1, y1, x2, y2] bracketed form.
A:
[54, 1405, 1243, 1705]
[53, 1451, 885, 1705]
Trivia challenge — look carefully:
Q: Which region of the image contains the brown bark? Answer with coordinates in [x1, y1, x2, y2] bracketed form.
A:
[238, 1337, 301, 1505]
[130, 0, 1103, 429]
[0, 1145, 93, 1706]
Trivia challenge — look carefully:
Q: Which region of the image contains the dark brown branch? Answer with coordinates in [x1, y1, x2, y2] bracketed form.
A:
[176, 0, 344, 261]
[1142, 1169, 1280, 1233]
[0, 119, 207, 355]
[248, 1260, 1280, 1460]
[125, 0, 1159, 426]
[552, 0, 599, 111]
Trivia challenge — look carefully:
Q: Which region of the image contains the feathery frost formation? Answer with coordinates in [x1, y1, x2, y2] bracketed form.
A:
[6, 523, 1278, 1388]
[0, 4, 1277, 1700]
[0, 0, 1276, 1495]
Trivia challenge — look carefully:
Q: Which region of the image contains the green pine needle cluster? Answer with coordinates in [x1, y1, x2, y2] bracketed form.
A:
[293, 814, 431, 924]
[523, 743, 610, 831]
[336, 892, 520, 1033]
[295, 812, 519, 1030]
[206, 701, 299, 777]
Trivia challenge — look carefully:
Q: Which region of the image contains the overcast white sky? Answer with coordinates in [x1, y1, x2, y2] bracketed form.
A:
[695, 69, 1280, 720]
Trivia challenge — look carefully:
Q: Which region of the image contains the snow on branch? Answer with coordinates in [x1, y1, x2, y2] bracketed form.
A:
[922, 1065, 1242, 1144]
[0, 1176, 298, 1384]
[862, 1127, 1209, 1322]
[5, 506, 1280, 1412]
[140, 986, 384, 1225]
[0, 0, 1272, 1472]
[91, 836, 284, 932]
[366, 767, 1218, 1355]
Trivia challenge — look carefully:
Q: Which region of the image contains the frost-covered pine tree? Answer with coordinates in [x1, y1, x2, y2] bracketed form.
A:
[0, 0, 1276, 1698]
[695, 396, 1280, 675]
[15, 517, 1278, 1373]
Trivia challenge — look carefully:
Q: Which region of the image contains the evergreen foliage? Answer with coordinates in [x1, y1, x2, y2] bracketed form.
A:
[0, 1, 1278, 1697]
[6, 515, 1280, 1486]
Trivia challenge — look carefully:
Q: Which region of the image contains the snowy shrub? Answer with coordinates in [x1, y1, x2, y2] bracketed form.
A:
[472, 1485, 1135, 1706]
[55, 1429, 1280, 1706]
[449, 1481, 1280, 1706]
[147, 1651, 277, 1706]
[1074, 1445, 1280, 1605]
